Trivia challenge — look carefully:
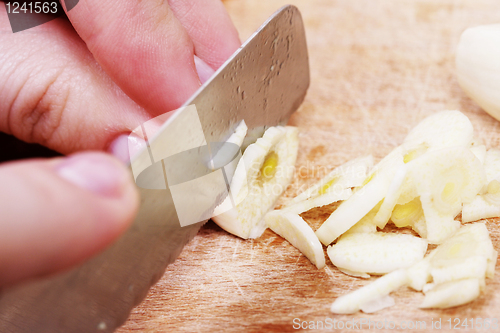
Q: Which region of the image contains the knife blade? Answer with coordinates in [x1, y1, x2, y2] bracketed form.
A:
[0, 5, 309, 332]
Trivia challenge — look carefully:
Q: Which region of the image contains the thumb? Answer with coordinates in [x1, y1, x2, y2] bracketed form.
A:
[0, 152, 139, 286]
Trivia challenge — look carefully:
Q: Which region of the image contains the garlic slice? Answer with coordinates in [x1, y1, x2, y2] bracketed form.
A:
[402, 110, 474, 153]
[484, 148, 500, 181]
[265, 211, 325, 269]
[360, 295, 395, 314]
[407, 147, 486, 243]
[430, 223, 495, 268]
[343, 200, 381, 235]
[283, 155, 373, 214]
[283, 188, 352, 215]
[212, 126, 299, 239]
[420, 278, 482, 309]
[315, 154, 404, 245]
[372, 164, 408, 228]
[470, 145, 487, 165]
[462, 195, 500, 223]
[406, 256, 433, 291]
[487, 250, 498, 279]
[337, 268, 371, 279]
[391, 197, 424, 227]
[419, 193, 461, 245]
[330, 269, 408, 314]
[289, 155, 373, 204]
[430, 256, 488, 287]
[462, 148, 500, 222]
[327, 232, 428, 275]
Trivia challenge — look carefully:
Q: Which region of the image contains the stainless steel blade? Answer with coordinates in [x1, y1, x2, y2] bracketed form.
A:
[0, 5, 309, 333]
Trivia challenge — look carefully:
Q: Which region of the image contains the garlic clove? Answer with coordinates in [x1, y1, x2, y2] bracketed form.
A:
[456, 24, 500, 121]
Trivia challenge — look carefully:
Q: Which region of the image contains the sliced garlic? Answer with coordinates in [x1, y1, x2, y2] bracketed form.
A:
[372, 164, 408, 228]
[359, 295, 395, 314]
[462, 148, 500, 221]
[330, 269, 408, 314]
[419, 193, 461, 245]
[430, 223, 495, 268]
[337, 268, 371, 279]
[342, 201, 381, 235]
[470, 145, 487, 165]
[402, 110, 474, 153]
[420, 278, 482, 309]
[283, 188, 352, 215]
[421, 223, 496, 306]
[265, 211, 325, 269]
[391, 197, 424, 228]
[486, 250, 498, 279]
[212, 126, 299, 239]
[396, 172, 418, 205]
[315, 154, 404, 245]
[331, 222, 496, 312]
[289, 155, 373, 203]
[327, 232, 427, 275]
[484, 148, 500, 181]
[416, 222, 496, 310]
[331, 204, 381, 278]
[395, 111, 476, 208]
[456, 24, 500, 122]
[412, 147, 485, 213]
[407, 147, 486, 243]
[430, 256, 488, 286]
[462, 195, 500, 223]
[406, 256, 433, 291]
[284, 155, 373, 214]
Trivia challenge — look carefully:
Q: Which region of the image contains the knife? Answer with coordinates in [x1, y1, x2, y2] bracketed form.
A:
[0, 5, 309, 332]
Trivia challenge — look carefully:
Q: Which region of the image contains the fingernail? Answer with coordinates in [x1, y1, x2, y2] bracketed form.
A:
[56, 153, 128, 197]
[194, 55, 215, 84]
[108, 134, 131, 164]
[108, 133, 148, 164]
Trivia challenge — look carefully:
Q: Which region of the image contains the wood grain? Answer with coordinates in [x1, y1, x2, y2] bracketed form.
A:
[118, 0, 500, 332]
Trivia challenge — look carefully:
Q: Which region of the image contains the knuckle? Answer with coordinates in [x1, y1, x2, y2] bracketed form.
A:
[8, 67, 70, 148]
[137, 0, 175, 32]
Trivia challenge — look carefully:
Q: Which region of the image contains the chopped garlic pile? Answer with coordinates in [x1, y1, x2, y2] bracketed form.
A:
[261, 110, 498, 312]
[316, 110, 486, 246]
[213, 110, 498, 313]
[329, 223, 496, 313]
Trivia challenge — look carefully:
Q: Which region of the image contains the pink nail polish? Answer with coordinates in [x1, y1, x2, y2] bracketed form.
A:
[56, 153, 127, 197]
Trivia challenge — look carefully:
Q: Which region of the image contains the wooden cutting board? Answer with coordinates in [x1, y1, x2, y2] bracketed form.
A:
[117, 0, 500, 332]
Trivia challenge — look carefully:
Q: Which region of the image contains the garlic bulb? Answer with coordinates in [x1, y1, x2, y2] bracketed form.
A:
[456, 24, 500, 121]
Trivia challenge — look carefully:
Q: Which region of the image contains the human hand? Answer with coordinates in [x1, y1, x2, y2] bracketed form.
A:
[0, 0, 240, 286]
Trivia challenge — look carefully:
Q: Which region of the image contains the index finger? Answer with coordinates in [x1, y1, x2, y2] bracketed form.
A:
[61, 0, 201, 114]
